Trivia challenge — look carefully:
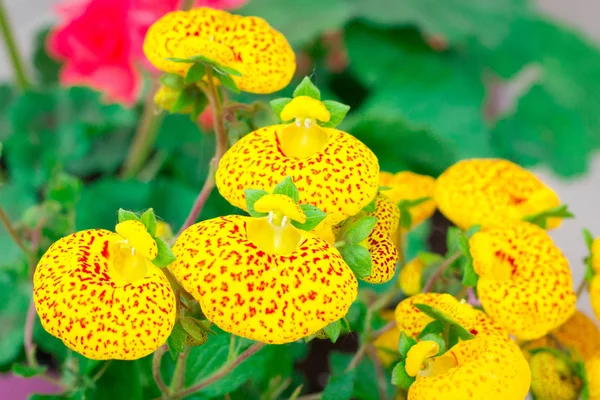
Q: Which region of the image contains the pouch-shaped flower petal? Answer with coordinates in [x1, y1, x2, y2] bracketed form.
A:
[143, 8, 295, 94]
[398, 257, 425, 296]
[216, 124, 379, 229]
[435, 159, 562, 230]
[379, 171, 435, 231]
[586, 354, 600, 400]
[33, 223, 176, 360]
[529, 351, 581, 400]
[407, 335, 531, 400]
[470, 222, 576, 340]
[170, 215, 358, 344]
[394, 293, 509, 341]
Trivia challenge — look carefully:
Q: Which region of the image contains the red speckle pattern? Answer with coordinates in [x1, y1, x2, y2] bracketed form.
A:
[33, 230, 176, 360]
[170, 215, 358, 344]
[216, 125, 379, 228]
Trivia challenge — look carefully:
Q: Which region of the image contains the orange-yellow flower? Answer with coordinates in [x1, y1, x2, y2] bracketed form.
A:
[470, 222, 576, 340]
[144, 8, 295, 94]
[435, 159, 562, 230]
[216, 96, 379, 229]
[33, 220, 176, 360]
[398, 257, 425, 296]
[170, 195, 358, 344]
[379, 171, 435, 232]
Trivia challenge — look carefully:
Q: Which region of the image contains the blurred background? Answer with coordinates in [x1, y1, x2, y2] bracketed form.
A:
[1, 0, 600, 398]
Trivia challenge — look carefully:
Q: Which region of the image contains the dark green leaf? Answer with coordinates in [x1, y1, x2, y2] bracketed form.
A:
[117, 209, 139, 224]
[323, 369, 356, 400]
[272, 176, 300, 203]
[46, 173, 81, 209]
[191, 90, 208, 121]
[153, 237, 176, 268]
[185, 63, 206, 84]
[12, 363, 48, 378]
[391, 361, 414, 389]
[92, 360, 144, 400]
[323, 319, 342, 343]
[293, 77, 320, 100]
[321, 100, 350, 128]
[172, 86, 196, 113]
[399, 207, 413, 230]
[583, 229, 594, 250]
[346, 216, 378, 244]
[418, 320, 444, 338]
[0, 271, 30, 366]
[160, 73, 184, 90]
[291, 204, 326, 231]
[270, 98, 293, 120]
[419, 333, 445, 355]
[244, 189, 269, 217]
[167, 323, 188, 359]
[340, 243, 372, 278]
[216, 72, 240, 93]
[213, 64, 242, 77]
[413, 303, 475, 341]
[140, 208, 157, 236]
[458, 234, 478, 287]
[32, 27, 61, 86]
[398, 332, 417, 358]
[180, 317, 208, 344]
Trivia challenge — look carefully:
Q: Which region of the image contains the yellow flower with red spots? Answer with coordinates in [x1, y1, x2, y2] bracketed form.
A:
[216, 96, 379, 229]
[170, 194, 358, 344]
[33, 220, 176, 360]
[435, 159, 562, 230]
[144, 8, 295, 94]
[379, 171, 435, 231]
[470, 222, 576, 340]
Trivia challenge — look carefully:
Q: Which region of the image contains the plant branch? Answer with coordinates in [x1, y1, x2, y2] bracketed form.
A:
[0, 206, 30, 256]
[367, 344, 387, 400]
[0, 0, 30, 90]
[346, 343, 368, 372]
[177, 69, 228, 235]
[370, 320, 396, 341]
[24, 298, 37, 367]
[152, 346, 170, 398]
[422, 251, 461, 293]
[576, 278, 587, 297]
[175, 342, 266, 398]
[170, 349, 189, 394]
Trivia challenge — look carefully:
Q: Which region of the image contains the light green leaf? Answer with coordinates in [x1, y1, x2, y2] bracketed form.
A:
[418, 320, 444, 338]
[346, 216, 378, 244]
[321, 100, 350, 128]
[413, 303, 475, 341]
[153, 237, 176, 268]
[140, 208, 157, 236]
[292, 204, 326, 231]
[180, 317, 208, 345]
[191, 90, 208, 121]
[12, 363, 47, 378]
[270, 98, 293, 120]
[323, 319, 342, 344]
[160, 73, 184, 90]
[340, 243, 372, 278]
[293, 77, 320, 100]
[172, 86, 196, 113]
[167, 323, 188, 359]
[419, 333, 445, 355]
[185, 63, 206, 84]
[362, 199, 376, 213]
[272, 176, 300, 203]
[398, 332, 417, 358]
[583, 229, 594, 250]
[244, 189, 269, 217]
[216, 71, 239, 93]
[523, 204, 575, 228]
[391, 361, 414, 389]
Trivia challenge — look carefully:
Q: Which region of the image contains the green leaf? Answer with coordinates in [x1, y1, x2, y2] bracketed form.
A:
[291, 204, 326, 231]
[270, 98, 293, 120]
[12, 363, 47, 378]
[413, 303, 475, 341]
[140, 208, 157, 236]
[191, 90, 208, 121]
[184, 63, 206, 84]
[321, 100, 350, 128]
[46, 173, 81, 209]
[458, 234, 478, 287]
[0, 272, 30, 366]
[391, 361, 415, 389]
[362, 199, 376, 213]
[293, 77, 320, 100]
[216, 71, 240, 93]
[323, 369, 356, 400]
[340, 243, 372, 278]
[118, 209, 139, 223]
[153, 237, 176, 268]
[419, 333, 445, 355]
[32, 27, 61, 86]
[166, 57, 194, 63]
[172, 86, 196, 113]
[346, 216, 378, 244]
[398, 332, 417, 358]
[323, 319, 342, 343]
[583, 229, 594, 250]
[418, 320, 444, 338]
[93, 360, 144, 400]
[167, 323, 188, 359]
[213, 64, 242, 77]
[160, 73, 184, 90]
[523, 204, 575, 228]
[244, 189, 269, 217]
[180, 317, 208, 345]
[272, 176, 300, 203]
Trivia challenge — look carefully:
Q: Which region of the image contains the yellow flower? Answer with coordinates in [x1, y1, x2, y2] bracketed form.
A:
[435, 158, 562, 230]
[586, 354, 600, 400]
[33, 220, 176, 360]
[398, 257, 425, 296]
[590, 238, 600, 322]
[373, 310, 401, 367]
[379, 171, 435, 231]
[470, 222, 576, 340]
[216, 96, 379, 229]
[529, 351, 581, 400]
[549, 311, 600, 361]
[361, 194, 400, 284]
[170, 195, 358, 344]
[407, 335, 531, 400]
[143, 8, 295, 94]
[394, 293, 510, 341]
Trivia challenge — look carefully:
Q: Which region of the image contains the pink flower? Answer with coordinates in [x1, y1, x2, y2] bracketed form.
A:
[49, 0, 248, 106]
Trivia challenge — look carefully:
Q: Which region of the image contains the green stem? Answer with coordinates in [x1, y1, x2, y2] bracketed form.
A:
[170, 349, 189, 395]
[0, 0, 30, 90]
[0, 206, 30, 256]
[152, 346, 170, 399]
[422, 251, 461, 293]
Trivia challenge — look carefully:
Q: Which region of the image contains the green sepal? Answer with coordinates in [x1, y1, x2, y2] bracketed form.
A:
[180, 316, 209, 345]
[215, 71, 239, 93]
[272, 176, 300, 203]
[398, 332, 417, 358]
[391, 361, 415, 389]
[523, 204, 574, 228]
[117, 209, 139, 223]
[321, 100, 350, 128]
[340, 243, 372, 278]
[167, 323, 188, 359]
[398, 197, 431, 230]
[323, 319, 342, 343]
[270, 98, 293, 121]
[362, 198, 376, 213]
[152, 237, 176, 268]
[140, 208, 157, 236]
[413, 303, 475, 341]
[293, 76, 320, 100]
[345, 216, 378, 244]
[418, 320, 444, 338]
[184, 62, 206, 84]
[291, 204, 326, 231]
[244, 189, 269, 217]
[160, 73, 184, 90]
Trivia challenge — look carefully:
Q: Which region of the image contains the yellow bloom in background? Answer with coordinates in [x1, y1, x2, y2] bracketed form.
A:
[590, 237, 600, 322]
[398, 257, 425, 296]
[586, 354, 600, 400]
[550, 311, 600, 361]
[470, 222, 576, 340]
[372, 310, 401, 367]
[216, 96, 379, 229]
[379, 171, 436, 231]
[394, 293, 509, 341]
[33, 220, 176, 360]
[435, 158, 562, 230]
[528, 351, 579, 400]
[144, 8, 296, 94]
[170, 195, 358, 344]
[407, 334, 531, 400]
[361, 194, 400, 284]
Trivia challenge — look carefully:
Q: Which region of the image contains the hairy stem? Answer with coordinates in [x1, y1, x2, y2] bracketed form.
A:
[152, 346, 170, 398]
[175, 342, 265, 398]
[170, 349, 189, 395]
[0, 0, 30, 90]
[422, 251, 461, 293]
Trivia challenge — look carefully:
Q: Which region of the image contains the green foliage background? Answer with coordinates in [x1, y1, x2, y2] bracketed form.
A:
[1, 0, 600, 399]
